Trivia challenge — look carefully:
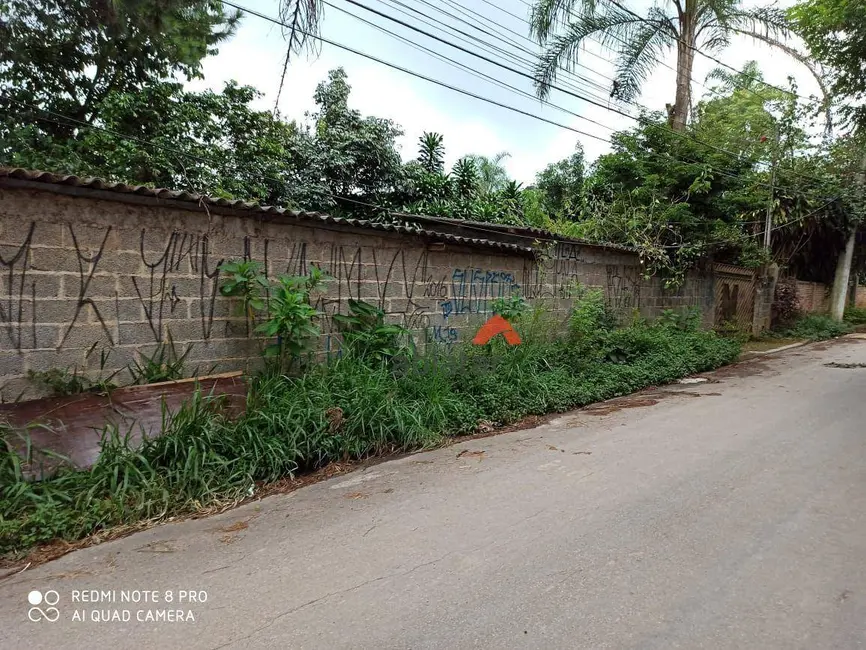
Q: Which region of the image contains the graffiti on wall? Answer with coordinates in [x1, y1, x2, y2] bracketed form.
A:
[0, 222, 35, 350]
[132, 229, 224, 343]
[60, 224, 114, 347]
[605, 265, 641, 314]
[1, 220, 644, 354]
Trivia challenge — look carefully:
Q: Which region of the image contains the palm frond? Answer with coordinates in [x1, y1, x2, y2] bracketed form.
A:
[723, 6, 791, 39]
[532, 7, 650, 99]
[731, 29, 833, 135]
[705, 66, 735, 88]
[697, 0, 740, 26]
[274, 0, 323, 113]
[699, 23, 732, 53]
[612, 18, 674, 102]
[530, 0, 600, 43]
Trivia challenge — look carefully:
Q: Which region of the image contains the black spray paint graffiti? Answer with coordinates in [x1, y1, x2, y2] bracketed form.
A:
[132, 230, 223, 343]
[606, 265, 641, 313]
[199, 235, 223, 341]
[0, 222, 35, 350]
[522, 243, 584, 300]
[59, 224, 114, 348]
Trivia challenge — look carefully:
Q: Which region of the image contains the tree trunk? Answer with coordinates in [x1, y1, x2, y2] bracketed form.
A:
[670, 4, 696, 131]
[830, 228, 856, 321]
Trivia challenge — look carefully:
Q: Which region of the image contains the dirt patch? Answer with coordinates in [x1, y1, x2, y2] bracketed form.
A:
[711, 358, 775, 378]
[583, 398, 660, 416]
[824, 362, 866, 369]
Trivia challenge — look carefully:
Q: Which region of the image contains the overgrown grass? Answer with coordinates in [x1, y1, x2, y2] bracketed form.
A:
[772, 313, 853, 341]
[0, 317, 741, 557]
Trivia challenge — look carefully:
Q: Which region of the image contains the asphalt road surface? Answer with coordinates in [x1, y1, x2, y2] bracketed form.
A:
[2, 337, 865, 649]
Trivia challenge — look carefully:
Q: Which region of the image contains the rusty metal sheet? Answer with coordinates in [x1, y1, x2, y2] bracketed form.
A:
[0, 375, 246, 473]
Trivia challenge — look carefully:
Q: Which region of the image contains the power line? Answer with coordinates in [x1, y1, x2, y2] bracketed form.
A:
[333, 0, 844, 191]
[405, 0, 617, 93]
[408, 0, 802, 160]
[339, 0, 638, 119]
[326, 1, 620, 134]
[219, 1, 613, 142]
[222, 1, 850, 200]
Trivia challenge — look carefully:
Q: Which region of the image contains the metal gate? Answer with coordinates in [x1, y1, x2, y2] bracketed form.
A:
[713, 264, 756, 331]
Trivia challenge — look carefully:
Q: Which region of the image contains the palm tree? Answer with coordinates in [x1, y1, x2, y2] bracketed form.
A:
[466, 152, 512, 195]
[530, 0, 790, 131]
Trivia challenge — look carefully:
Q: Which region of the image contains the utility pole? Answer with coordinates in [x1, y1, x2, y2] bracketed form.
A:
[764, 123, 779, 251]
[830, 152, 866, 321]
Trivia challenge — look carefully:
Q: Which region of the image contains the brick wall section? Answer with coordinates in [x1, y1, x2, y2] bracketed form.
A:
[0, 186, 713, 400]
[856, 286, 866, 308]
[795, 281, 830, 313]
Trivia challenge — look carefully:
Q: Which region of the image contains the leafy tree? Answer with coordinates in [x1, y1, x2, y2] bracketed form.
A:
[529, 0, 789, 130]
[696, 63, 788, 151]
[789, 0, 866, 130]
[2, 80, 320, 204]
[574, 111, 768, 283]
[451, 156, 481, 200]
[0, 0, 239, 133]
[535, 146, 585, 218]
[308, 68, 404, 213]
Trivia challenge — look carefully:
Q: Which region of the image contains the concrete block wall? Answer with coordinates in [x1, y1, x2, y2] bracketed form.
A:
[0, 186, 714, 401]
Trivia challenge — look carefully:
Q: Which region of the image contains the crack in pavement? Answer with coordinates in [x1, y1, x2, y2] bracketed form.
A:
[212, 540, 499, 649]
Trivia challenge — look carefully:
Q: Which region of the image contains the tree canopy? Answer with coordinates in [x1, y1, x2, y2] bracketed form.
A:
[0, 0, 239, 129]
[789, 0, 866, 130]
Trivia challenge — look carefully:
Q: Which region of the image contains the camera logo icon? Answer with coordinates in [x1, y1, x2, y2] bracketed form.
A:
[27, 590, 60, 622]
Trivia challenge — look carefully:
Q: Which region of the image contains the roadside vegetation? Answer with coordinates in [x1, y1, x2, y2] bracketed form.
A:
[773, 314, 852, 341]
[0, 290, 740, 558]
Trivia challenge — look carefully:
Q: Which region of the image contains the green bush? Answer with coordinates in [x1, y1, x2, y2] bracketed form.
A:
[0, 319, 741, 557]
[844, 307, 866, 326]
[775, 313, 852, 341]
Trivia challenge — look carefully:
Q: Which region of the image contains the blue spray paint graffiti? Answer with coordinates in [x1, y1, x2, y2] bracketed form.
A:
[439, 268, 520, 319]
[429, 325, 459, 345]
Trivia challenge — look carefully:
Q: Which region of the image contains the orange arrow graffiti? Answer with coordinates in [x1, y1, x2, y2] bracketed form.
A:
[472, 314, 522, 345]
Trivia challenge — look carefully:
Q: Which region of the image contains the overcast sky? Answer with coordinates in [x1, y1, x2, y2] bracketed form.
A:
[194, 0, 820, 184]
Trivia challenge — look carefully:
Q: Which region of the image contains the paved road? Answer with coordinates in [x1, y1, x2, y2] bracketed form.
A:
[2, 337, 866, 649]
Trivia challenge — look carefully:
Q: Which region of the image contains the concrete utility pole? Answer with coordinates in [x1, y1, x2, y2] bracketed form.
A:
[764, 124, 779, 251]
[830, 153, 866, 321]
